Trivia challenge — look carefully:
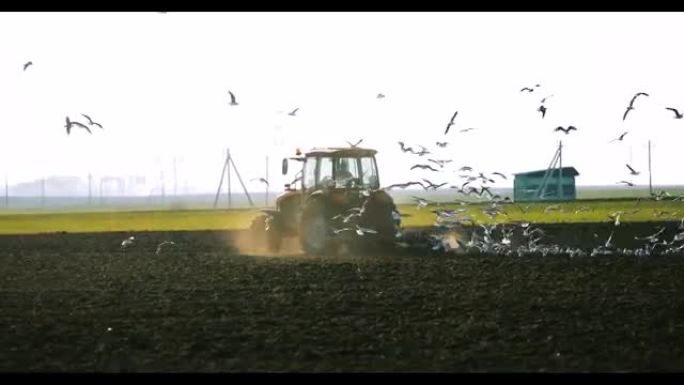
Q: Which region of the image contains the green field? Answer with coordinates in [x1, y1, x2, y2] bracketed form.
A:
[0, 198, 683, 235]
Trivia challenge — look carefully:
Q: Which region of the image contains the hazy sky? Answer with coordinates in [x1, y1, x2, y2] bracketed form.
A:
[1, 12, 683, 194]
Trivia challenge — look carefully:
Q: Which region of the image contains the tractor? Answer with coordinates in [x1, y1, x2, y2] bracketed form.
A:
[250, 147, 402, 254]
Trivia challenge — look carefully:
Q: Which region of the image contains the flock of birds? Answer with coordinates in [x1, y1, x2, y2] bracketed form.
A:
[319, 83, 684, 257]
[19, 58, 684, 257]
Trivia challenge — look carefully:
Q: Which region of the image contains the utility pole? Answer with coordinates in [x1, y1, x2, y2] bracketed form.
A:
[558, 140, 563, 199]
[41, 177, 46, 208]
[648, 140, 653, 195]
[213, 148, 255, 209]
[88, 173, 92, 205]
[227, 149, 232, 208]
[173, 156, 178, 197]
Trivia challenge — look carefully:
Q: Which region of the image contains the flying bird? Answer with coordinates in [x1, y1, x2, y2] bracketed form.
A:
[618, 180, 635, 187]
[492, 172, 507, 180]
[626, 164, 640, 176]
[155, 241, 177, 255]
[435, 141, 448, 148]
[23, 61, 32, 71]
[384, 181, 425, 190]
[540, 94, 554, 104]
[665, 107, 683, 119]
[554, 126, 577, 134]
[410, 164, 439, 172]
[609, 131, 629, 143]
[81, 114, 103, 129]
[65, 117, 92, 135]
[427, 159, 452, 168]
[623, 92, 649, 120]
[377, 93, 385, 99]
[421, 178, 447, 190]
[250, 177, 269, 186]
[121, 236, 135, 249]
[228, 90, 238, 106]
[537, 105, 547, 118]
[346, 139, 363, 148]
[459, 128, 476, 133]
[520, 87, 534, 92]
[288, 108, 299, 116]
[459, 166, 473, 172]
[444, 111, 458, 135]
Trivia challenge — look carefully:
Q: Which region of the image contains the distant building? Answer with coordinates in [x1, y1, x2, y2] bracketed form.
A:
[513, 167, 579, 202]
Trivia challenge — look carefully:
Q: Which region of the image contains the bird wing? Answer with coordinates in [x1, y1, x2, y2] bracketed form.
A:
[623, 108, 631, 120]
[73, 122, 92, 133]
[554, 126, 564, 132]
[450, 111, 458, 123]
[626, 164, 636, 173]
[568, 126, 577, 131]
[228, 91, 236, 103]
[666, 107, 680, 116]
[81, 114, 92, 124]
[291, 108, 299, 114]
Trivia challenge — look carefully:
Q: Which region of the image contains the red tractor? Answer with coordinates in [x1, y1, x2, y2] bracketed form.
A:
[250, 147, 402, 254]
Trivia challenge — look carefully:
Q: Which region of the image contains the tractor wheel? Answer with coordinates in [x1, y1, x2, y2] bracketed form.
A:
[359, 190, 402, 250]
[299, 200, 333, 255]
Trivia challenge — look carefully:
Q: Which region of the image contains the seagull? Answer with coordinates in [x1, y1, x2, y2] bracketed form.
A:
[459, 166, 473, 172]
[538, 105, 547, 118]
[384, 181, 425, 190]
[520, 87, 534, 92]
[635, 227, 665, 243]
[618, 180, 635, 187]
[459, 128, 476, 133]
[23, 61, 32, 71]
[376, 93, 385, 99]
[626, 164, 640, 176]
[605, 231, 615, 248]
[398, 141, 416, 154]
[609, 131, 629, 143]
[435, 141, 448, 148]
[541, 94, 554, 104]
[155, 241, 176, 255]
[427, 159, 452, 168]
[251, 177, 269, 186]
[65, 117, 92, 135]
[228, 90, 238, 106]
[410, 164, 439, 172]
[288, 107, 299, 116]
[81, 114, 103, 129]
[623, 92, 649, 120]
[346, 139, 363, 148]
[121, 236, 135, 249]
[492, 172, 507, 180]
[421, 178, 447, 190]
[444, 111, 458, 135]
[554, 126, 577, 134]
[665, 107, 683, 119]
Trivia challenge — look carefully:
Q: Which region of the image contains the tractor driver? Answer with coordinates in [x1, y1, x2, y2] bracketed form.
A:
[336, 158, 354, 186]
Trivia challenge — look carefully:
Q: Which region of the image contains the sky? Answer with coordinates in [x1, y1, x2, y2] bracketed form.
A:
[1, 12, 684, 195]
